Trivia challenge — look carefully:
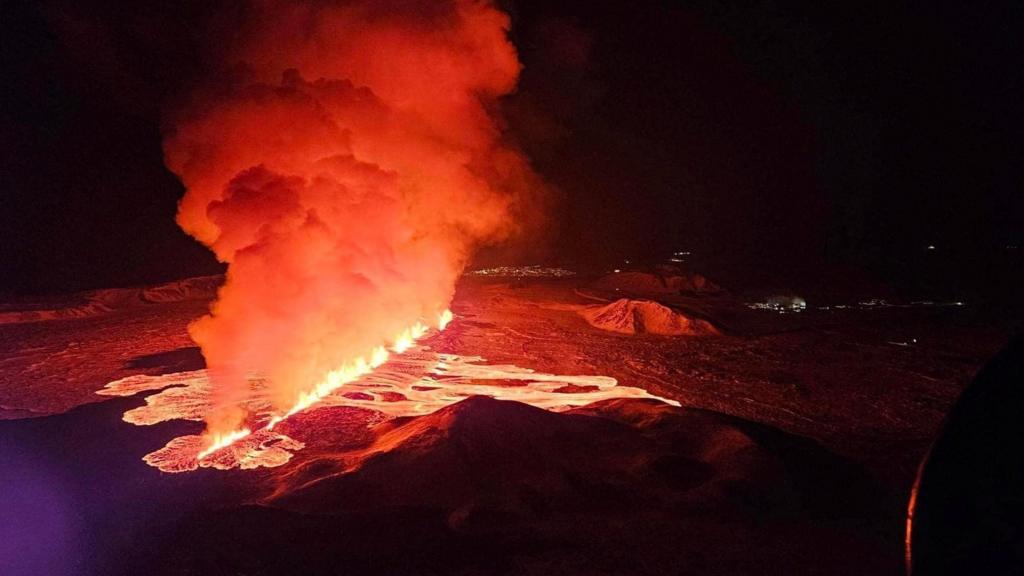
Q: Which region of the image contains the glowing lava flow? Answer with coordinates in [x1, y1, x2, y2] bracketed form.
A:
[199, 311, 453, 460]
[100, 310, 682, 473]
[437, 309, 454, 331]
[197, 428, 252, 460]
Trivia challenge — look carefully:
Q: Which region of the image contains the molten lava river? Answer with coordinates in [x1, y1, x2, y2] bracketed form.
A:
[98, 312, 676, 473]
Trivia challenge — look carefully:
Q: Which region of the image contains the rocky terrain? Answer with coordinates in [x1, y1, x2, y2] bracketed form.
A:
[0, 269, 1009, 574]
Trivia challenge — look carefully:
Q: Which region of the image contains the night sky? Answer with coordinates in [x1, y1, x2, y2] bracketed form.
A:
[2, 0, 1021, 296]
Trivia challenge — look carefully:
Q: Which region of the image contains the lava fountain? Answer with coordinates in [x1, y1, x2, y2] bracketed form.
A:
[162, 0, 552, 451]
[100, 312, 680, 473]
[196, 311, 450, 461]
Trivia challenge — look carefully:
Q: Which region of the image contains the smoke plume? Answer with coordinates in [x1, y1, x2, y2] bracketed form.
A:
[163, 0, 547, 433]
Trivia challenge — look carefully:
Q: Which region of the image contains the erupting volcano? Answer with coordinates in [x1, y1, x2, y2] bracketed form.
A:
[5, 0, 1018, 573]
[162, 0, 552, 455]
[100, 312, 679, 473]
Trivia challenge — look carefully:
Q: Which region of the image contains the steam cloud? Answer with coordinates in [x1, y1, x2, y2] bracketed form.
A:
[163, 0, 547, 433]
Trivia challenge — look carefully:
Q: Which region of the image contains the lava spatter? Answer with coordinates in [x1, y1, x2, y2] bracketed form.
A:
[100, 316, 678, 473]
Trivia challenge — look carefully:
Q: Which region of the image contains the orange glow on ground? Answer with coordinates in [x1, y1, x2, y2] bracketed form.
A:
[198, 310, 455, 459]
[99, 313, 679, 473]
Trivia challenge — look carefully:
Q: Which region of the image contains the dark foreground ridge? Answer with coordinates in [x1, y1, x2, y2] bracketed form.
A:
[2, 392, 900, 575]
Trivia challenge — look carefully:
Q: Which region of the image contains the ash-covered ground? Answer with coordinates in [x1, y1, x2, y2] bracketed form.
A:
[0, 269, 1008, 575]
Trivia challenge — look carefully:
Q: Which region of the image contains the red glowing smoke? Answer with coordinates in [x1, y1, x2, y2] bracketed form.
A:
[162, 0, 547, 433]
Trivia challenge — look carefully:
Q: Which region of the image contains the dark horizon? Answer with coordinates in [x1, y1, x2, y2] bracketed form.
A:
[2, 0, 1021, 299]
